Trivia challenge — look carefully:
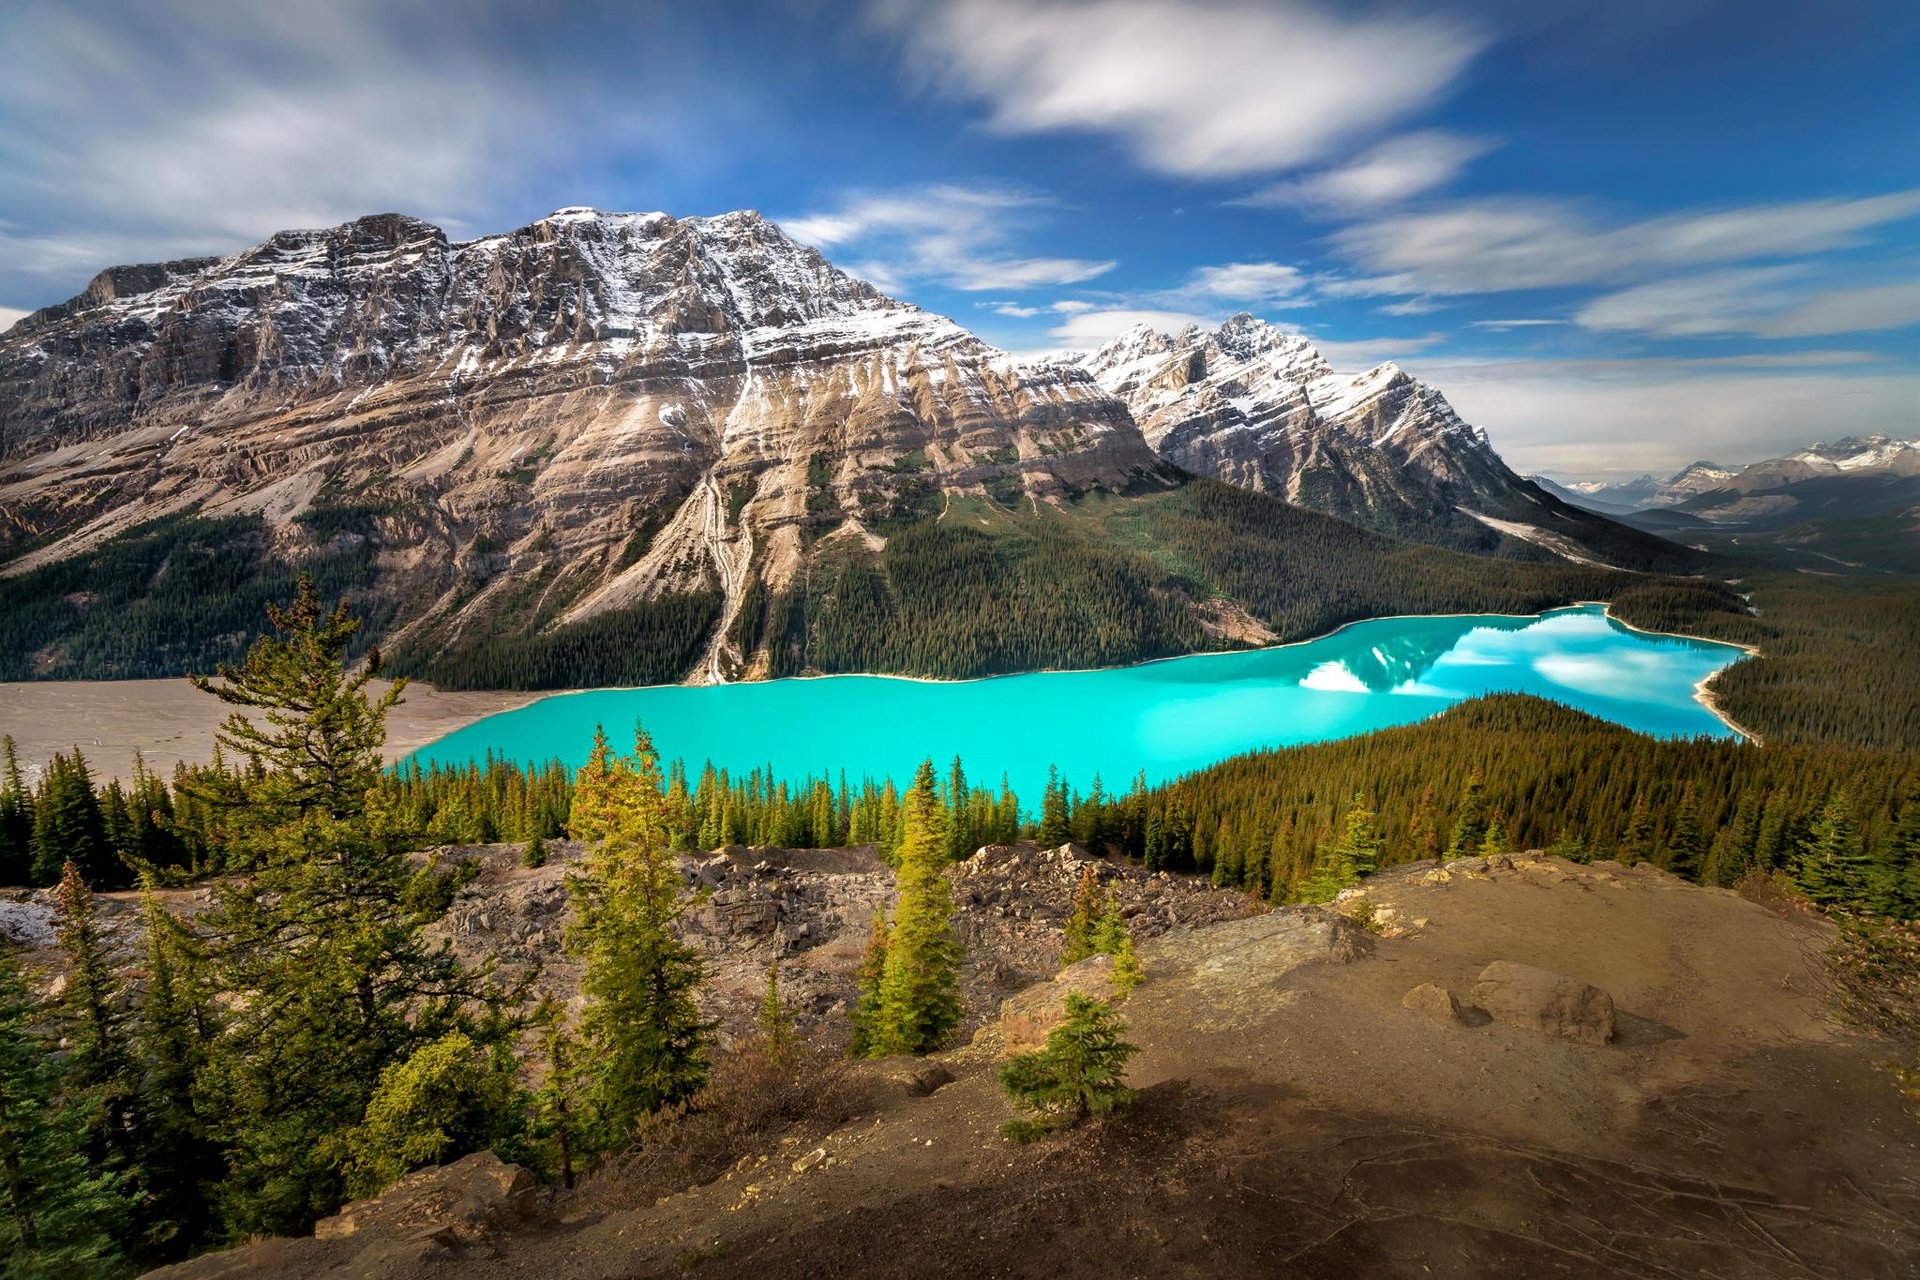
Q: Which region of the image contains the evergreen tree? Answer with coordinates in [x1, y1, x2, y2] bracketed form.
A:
[530, 1003, 582, 1190]
[30, 751, 115, 888]
[1405, 783, 1441, 861]
[1445, 769, 1487, 859]
[1478, 808, 1512, 856]
[1869, 786, 1920, 920]
[132, 876, 219, 1256]
[565, 725, 711, 1153]
[847, 907, 890, 1058]
[51, 864, 142, 1194]
[1666, 782, 1706, 881]
[1300, 795, 1381, 903]
[995, 994, 1138, 1142]
[0, 947, 128, 1276]
[339, 1030, 525, 1199]
[945, 757, 972, 863]
[1060, 867, 1104, 967]
[1618, 791, 1655, 866]
[869, 760, 964, 1057]
[1038, 766, 1071, 847]
[0, 736, 31, 886]
[756, 960, 797, 1063]
[522, 833, 548, 868]
[1093, 893, 1143, 996]
[191, 580, 521, 1239]
[1793, 791, 1873, 910]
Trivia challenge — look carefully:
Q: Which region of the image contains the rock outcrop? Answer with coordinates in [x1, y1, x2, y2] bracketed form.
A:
[1471, 959, 1616, 1045]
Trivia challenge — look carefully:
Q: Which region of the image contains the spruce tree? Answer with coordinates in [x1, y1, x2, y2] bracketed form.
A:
[1300, 795, 1381, 903]
[757, 960, 797, 1063]
[191, 580, 521, 1239]
[1445, 769, 1487, 859]
[1038, 766, 1071, 848]
[133, 877, 219, 1256]
[1618, 791, 1655, 866]
[1093, 893, 1143, 996]
[339, 1030, 525, 1199]
[1794, 792, 1872, 910]
[565, 725, 711, 1152]
[1060, 867, 1104, 967]
[51, 863, 143, 1196]
[870, 760, 964, 1057]
[1666, 782, 1705, 881]
[0, 736, 31, 886]
[30, 752, 114, 888]
[996, 994, 1138, 1142]
[847, 907, 890, 1058]
[1869, 786, 1920, 920]
[530, 1001, 582, 1189]
[0, 947, 128, 1276]
[945, 756, 972, 862]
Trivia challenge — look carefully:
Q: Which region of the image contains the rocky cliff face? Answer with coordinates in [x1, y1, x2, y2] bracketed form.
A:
[1079, 314, 1622, 556]
[0, 208, 1167, 679]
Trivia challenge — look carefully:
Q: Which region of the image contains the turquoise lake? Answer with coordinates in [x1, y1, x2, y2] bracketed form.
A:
[408, 605, 1748, 796]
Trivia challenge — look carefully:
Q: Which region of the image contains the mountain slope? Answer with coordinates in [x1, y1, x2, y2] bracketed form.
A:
[0, 208, 1169, 681]
[1080, 316, 1692, 570]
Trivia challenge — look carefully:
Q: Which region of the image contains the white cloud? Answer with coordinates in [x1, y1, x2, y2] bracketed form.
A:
[982, 301, 1042, 317]
[1578, 269, 1920, 338]
[1377, 297, 1447, 316]
[1331, 189, 1920, 295]
[778, 184, 1116, 293]
[1468, 318, 1567, 331]
[1315, 332, 1447, 370]
[1046, 307, 1212, 349]
[877, 0, 1484, 179]
[1241, 131, 1496, 211]
[1180, 262, 1307, 304]
[0, 307, 27, 332]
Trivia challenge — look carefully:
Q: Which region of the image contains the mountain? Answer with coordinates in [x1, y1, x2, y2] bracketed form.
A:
[0, 209, 1697, 687]
[0, 207, 1174, 681]
[1079, 315, 1684, 568]
[1544, 437, 1918, 523]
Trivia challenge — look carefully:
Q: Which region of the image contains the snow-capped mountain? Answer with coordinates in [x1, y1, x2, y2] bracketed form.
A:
[0, 208, 1164, 678]
[1544, 436, 1920, 528]
[1081, 315, 1670, 564]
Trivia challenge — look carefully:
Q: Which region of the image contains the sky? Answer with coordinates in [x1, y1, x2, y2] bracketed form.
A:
[2, 0, 1917, 479]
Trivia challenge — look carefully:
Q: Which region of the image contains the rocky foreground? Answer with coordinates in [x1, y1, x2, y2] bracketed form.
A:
[100, 849, 1917, 1279]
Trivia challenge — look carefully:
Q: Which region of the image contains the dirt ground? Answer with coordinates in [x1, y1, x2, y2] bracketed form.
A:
[155, 854, 1920, 1279]
[0, 677, 538, 783]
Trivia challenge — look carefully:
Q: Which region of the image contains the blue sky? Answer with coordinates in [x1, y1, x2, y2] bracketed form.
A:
[2, 0, 1917, 478]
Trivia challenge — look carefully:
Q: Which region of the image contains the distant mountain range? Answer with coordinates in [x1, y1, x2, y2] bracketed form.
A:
[0, 207, 1697, 683]
[1537, 436, 1920, 527]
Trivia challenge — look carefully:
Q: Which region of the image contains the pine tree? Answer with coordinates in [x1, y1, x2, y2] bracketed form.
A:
[1094, 893, 1143, 996]
[1666, 782, 1705, 881]
[1038, 766, 1071, 848]
[51, 863, 142, 1194]
[847, 907, 890, 1058]
[1869, 785, 1920, 919]
[869, 760, 964, 1057]
[1060, 867, 1104, 967]
[1405, 783, 1441, 861]
[133, 876, 219, 1255]
[565, 725, 711, 1153]
[756, 960, 797, 1063]
[339, 1030, 525, 1199]
[0, 947, 128, 1275]
[995, 994, 1138, 1142]
[1793, 791, 1873, 910]
[522, 833, 548, 868]
[191, 580, 522, 1239]
[0, 736, 31, 886]
[1478, 808, 1511, 856]
[1300, 795, 1381, 903]
[529, 998, 582, 1190]
[1618, 791, 1655, 866]
[945, 757, 972, 862]
[1445, 769, 1487, 859]
[30, 751, 115, 888]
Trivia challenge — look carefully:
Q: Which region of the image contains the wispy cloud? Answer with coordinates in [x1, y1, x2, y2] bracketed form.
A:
[1046, 307, 1212, 350]
[0, 307, 26, 333]
[1329, 189, 1920, 295]
[1240, 131, 1497, 211]
[779, 184, 1116, 292]
[876, 0, 1485, 179]
[1469, 318, 1567, 331]
[1577, 269, 1920, 338]
[1315, 332, 1447, 370]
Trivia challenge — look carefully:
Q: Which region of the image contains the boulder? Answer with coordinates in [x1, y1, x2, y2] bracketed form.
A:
[995, 954, 1118, 1054]
[1402, 982, 1468, 1024]
[1471, 961, 1615, 1045]
[314, 1151, 536, 1244]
